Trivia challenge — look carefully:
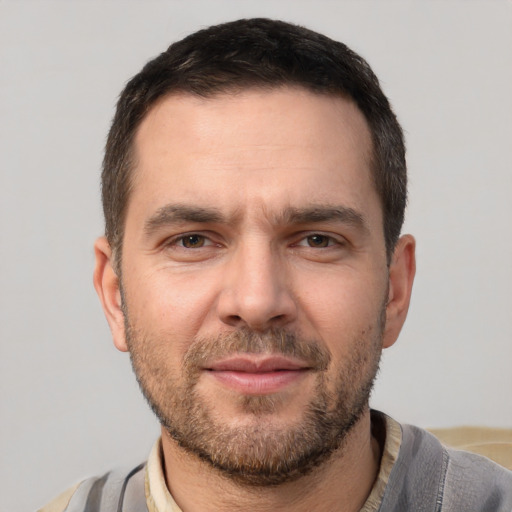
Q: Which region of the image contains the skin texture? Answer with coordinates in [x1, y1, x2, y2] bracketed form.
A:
[94, 87, 416, 512]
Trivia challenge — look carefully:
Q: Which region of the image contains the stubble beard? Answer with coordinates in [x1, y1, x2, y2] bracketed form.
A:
[125, 320, 383, 486]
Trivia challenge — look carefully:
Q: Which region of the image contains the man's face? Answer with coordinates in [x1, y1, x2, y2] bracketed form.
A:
[105, 88, 397, 484]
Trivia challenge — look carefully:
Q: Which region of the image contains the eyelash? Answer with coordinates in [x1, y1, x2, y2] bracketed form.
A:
[167, 233, 216, 249]
[294, 233, 342, 248]
[165, 232, 343, 250]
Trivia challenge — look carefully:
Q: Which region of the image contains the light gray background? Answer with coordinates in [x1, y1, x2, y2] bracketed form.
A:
[1, 1, 511, 510]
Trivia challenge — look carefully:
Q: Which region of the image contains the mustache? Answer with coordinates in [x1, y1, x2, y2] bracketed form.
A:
[183, 327, 331, 373]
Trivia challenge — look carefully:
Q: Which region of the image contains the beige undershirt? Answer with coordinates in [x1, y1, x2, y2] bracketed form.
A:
[145, 413, 402, 512]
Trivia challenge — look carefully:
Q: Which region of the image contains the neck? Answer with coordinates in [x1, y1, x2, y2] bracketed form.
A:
[160, 409, 380, 512]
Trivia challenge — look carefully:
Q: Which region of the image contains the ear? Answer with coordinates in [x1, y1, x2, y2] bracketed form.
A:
[93, 237, 128, 352]
[382, 234, 416, 349]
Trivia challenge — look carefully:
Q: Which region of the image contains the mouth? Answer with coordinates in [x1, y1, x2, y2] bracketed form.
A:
[204, 355, 313, 395]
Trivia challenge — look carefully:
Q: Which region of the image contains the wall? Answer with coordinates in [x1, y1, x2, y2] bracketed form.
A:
[1, 1, 511, 510]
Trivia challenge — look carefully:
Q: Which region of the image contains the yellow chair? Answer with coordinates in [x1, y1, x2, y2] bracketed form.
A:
[428, 426, 512, 470]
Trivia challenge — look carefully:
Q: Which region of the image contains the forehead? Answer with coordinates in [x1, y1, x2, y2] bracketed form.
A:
[129, 87, 379, 227]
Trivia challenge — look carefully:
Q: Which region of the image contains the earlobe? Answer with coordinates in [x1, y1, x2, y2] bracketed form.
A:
[93, 237, 128, 352]
[382, 234, 416, 349]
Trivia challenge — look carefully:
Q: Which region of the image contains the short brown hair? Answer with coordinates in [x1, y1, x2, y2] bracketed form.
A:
[102, 18, 406, 269]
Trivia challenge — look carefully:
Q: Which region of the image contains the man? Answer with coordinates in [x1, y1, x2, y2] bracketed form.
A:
[42, 18, 512, 512]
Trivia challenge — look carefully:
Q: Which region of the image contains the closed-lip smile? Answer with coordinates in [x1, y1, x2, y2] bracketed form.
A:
[204, 355, 312, 395]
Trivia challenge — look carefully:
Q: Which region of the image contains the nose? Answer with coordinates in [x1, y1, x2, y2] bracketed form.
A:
[216, 241, 298, 331]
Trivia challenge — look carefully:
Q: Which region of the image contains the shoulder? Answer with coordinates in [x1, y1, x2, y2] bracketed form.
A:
[398, 422, 512, 511]
[442, 447, 512, 511]
[38, 483, 81, 512]
[38, 463, 147, 512]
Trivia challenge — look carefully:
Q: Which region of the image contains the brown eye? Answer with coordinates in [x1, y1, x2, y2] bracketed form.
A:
[181, 234, 206, 248]
[307, 235, 330, 247]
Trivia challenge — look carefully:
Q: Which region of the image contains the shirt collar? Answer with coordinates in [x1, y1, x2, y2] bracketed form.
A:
[145, 411, 402, 512]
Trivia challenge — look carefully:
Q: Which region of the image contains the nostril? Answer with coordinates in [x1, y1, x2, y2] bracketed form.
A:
[223, 313, 288, 330]
[226, 314, 243, 324]
[217, 285, 297, 330]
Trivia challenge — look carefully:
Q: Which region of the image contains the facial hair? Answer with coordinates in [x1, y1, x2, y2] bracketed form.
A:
[125, 316, 384, 486]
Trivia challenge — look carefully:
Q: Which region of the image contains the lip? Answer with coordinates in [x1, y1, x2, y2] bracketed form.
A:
[204, 355, 312, 395]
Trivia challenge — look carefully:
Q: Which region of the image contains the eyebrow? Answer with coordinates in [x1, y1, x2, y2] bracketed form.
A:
[144, 204, 227, 236]
[278, 206, 368, 232]
[144, 203, 369, 236]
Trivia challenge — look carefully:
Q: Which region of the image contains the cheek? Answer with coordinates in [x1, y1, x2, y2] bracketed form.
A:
[124, 267, 220, 342]
[294, 268, 387, 354]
